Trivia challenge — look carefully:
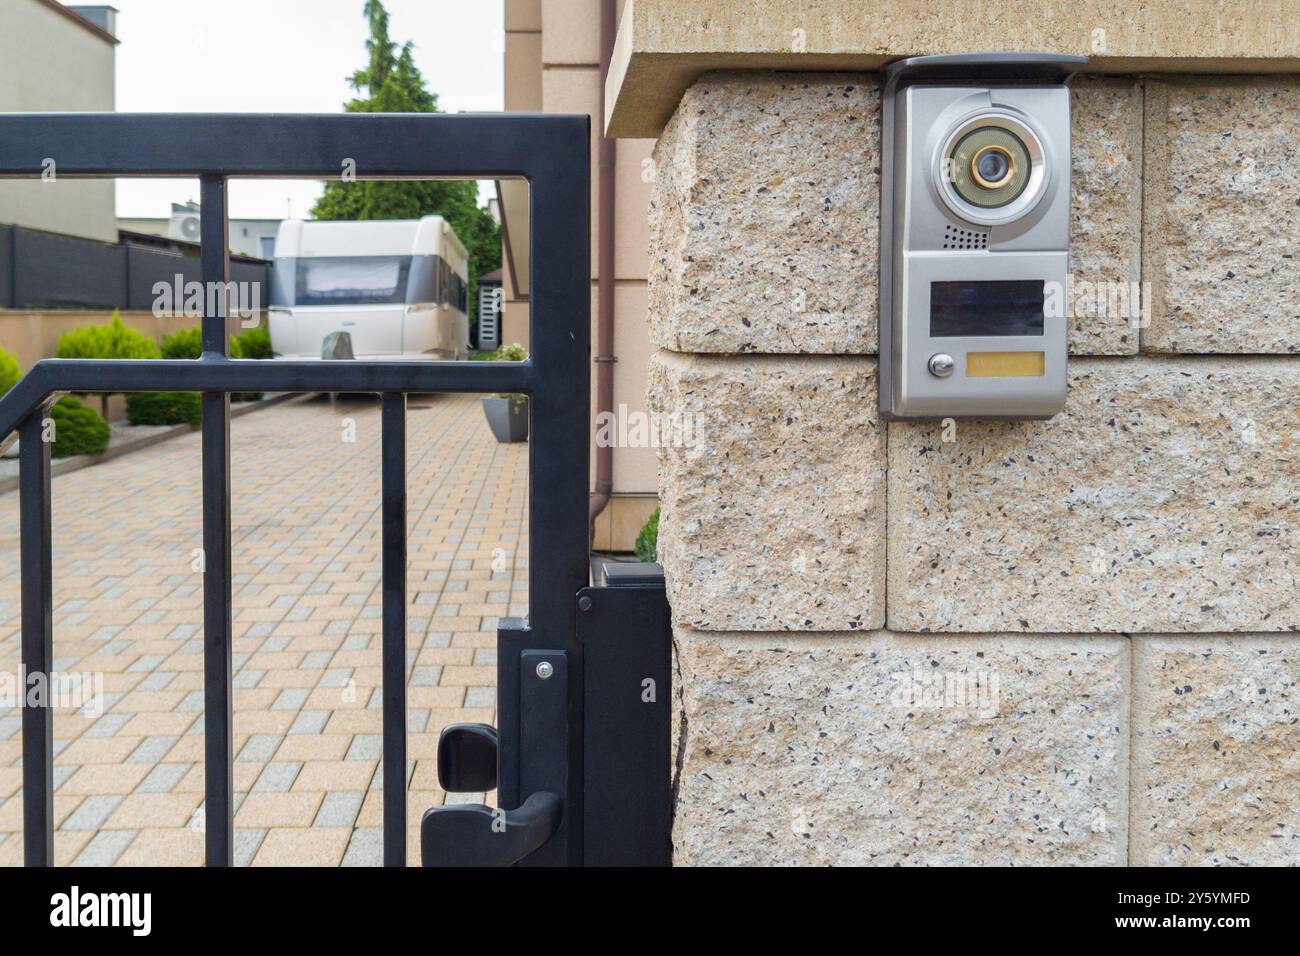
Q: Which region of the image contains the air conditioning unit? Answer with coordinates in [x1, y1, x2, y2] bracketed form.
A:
[169, 211, 201, 243]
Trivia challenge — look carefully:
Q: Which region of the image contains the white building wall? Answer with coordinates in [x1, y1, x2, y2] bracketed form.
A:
[0, 0, 118, 243]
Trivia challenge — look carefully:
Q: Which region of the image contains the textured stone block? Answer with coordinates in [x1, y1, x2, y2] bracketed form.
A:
[648, 351, 885, 630]
[672, 630, 1128, 866]
[887, 357, 1300, 632]
[1069, 76, 1144, 355]
[649, 72, 881, 355]
[1142, 77, 1300, 353]
[1131, 636, 1299, 865]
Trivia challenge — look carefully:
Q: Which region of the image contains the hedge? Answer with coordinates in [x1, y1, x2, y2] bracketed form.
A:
[634, 507, 660, 563]
[0, 346, 20, 396]
[125, 391, 202, 427]
[159, 325, 268, 400]
[55, 311, 160, 417]
[50, 397, 110, 459]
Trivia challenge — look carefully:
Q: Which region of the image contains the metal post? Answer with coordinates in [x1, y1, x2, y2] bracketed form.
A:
[381, 393, 408, 866]
[19, 408, 54, 866]
[200, 174, 234, 865]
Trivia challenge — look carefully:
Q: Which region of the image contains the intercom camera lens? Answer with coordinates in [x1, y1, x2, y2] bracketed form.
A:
[974, 147, 1010, 185]
[947, 126, 1032, 208]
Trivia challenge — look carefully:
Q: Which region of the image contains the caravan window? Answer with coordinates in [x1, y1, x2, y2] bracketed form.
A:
[294, 256, 412, 306]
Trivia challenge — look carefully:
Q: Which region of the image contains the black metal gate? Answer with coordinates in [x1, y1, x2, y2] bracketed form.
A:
[0, 113, 670, 867]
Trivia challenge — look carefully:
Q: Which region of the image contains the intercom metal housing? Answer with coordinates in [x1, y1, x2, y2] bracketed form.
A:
[879, 53, 1086, 420]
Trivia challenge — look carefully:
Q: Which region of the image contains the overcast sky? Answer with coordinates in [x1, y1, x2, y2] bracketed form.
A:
[111, 0, 504, 220]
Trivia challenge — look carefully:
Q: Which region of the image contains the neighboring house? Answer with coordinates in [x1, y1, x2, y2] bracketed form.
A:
[0, 1, 119, 243]
[501, 0, 658, 551]
[119, 201, 283, 259]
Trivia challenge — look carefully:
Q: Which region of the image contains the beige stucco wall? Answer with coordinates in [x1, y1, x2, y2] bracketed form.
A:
[0, 309, 264, 421]
[504, 0, 662, 548]
[0, 0, 117, 243]
[643, 66, 1299, 865]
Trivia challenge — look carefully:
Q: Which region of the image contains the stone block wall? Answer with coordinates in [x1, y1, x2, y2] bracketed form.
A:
[647, 71, 1299, 865]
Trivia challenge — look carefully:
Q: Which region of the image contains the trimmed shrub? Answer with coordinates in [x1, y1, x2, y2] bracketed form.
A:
[634, 507, 660, 563]
[125, 391, 202, 426]
[55, 311, 160, 416]
[56, 311, 159, 360]
[234, 325, 273, 360]
[160, 327, 248, 359]
[230, 326, 268, 401]
[0, 346, 20, 396]
[157, 326, 265, 404]
[50, 397, 110, 459]
[160, 327, 203, 360]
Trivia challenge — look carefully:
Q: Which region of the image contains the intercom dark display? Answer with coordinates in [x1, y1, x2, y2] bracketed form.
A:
[929, 280, 1044, 337]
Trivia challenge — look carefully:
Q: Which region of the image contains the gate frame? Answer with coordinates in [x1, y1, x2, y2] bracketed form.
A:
[0, 112, 591, 866]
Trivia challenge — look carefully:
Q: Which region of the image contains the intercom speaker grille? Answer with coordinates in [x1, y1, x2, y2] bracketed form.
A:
[942, 223, 990, 250]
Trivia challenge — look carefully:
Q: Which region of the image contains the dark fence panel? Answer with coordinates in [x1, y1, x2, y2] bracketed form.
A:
[231, 259, 269, 313]
[11, 226, 126, 310]
[0, 225, 13, 307]
[0, 223, 11, 306]
[0, 223, 270, 313]
[126, 245, 199, 312]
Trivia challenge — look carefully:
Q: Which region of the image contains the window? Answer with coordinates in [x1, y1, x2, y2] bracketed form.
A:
[294, 256, 412, 306]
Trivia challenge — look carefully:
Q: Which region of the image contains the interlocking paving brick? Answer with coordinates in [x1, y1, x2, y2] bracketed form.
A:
[62, 795, 124, 831]
[234, 828, 267, 868]
[72, 830, 137, 867]
[410, 665, 442, 687]
[235, 792, 325, 829]
[61, 764, 151, 796]
[103, 793, 202, 830]
[138, 763, 190, 794]
[315, 791, 365, 828]
[272, 688, 311, 711]
[288, 710, 330, 735]
[345, 735, 383, 762]
[237, 734, 283, 763]
[126, 735, 178, 764]
[253, 827, 351, 866]
[464, 687, 496, 709]
[341, 827, 382, 867]
[252, 761, 302, 794]
[116, 827, 203, 867]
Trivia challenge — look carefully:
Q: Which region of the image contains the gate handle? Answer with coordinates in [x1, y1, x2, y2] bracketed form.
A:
[437, 723, 499, 792]
[420, 791, 563, 867]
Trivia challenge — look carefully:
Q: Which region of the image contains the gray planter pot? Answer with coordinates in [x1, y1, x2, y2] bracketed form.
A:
[482, 396, 529, 443]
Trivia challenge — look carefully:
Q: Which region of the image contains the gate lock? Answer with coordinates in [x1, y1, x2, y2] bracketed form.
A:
[420, 561, 672, 867]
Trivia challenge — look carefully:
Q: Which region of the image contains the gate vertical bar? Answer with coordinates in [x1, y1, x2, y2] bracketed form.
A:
[381, 393, 408, 866]
[493, 115, 591, 866]
[19, 409, 54, 866]
[200, 174, 234, 866]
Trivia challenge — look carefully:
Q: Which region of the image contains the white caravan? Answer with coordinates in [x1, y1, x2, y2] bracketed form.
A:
[268, 216, 469, 360]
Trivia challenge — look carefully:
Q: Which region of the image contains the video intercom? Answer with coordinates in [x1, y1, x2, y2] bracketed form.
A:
[878, 53, 1087, 420]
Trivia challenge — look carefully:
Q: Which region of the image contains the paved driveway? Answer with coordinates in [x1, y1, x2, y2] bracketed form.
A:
[0, 393, 527, 866]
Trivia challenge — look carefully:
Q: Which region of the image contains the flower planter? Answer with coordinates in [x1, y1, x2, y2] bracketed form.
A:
[482, 396, 529, 443]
